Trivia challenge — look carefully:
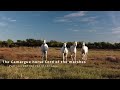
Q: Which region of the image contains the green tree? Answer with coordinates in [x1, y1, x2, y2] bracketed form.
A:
[0, 40, 2, 47]
[7, 39, 14, 47]
[2, 41, 7, 47]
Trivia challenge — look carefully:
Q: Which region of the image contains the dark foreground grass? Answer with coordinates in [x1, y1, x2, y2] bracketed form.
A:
[0, 61, 120, 79]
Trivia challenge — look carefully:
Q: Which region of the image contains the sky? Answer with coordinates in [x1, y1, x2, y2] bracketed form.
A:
[0, 11, 120, 43]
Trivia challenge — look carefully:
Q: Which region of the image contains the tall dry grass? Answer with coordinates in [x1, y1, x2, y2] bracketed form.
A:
[0, 47, 120, 79]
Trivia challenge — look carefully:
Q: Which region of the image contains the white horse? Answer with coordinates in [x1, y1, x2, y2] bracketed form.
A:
[61, 42, 68, 61]
[81, 42, 88, 60]
[41, 40, 49, 61]
[70, 41, 77, 61]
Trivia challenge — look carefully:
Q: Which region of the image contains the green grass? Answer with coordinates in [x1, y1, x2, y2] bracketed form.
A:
[0, 62, 120, 79]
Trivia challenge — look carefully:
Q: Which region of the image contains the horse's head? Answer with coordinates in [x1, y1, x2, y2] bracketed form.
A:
[63, 42, 67, 48]
[74, 41, 77, 47]
[43, 40, 46, 44]
[82, 42, 85, 46]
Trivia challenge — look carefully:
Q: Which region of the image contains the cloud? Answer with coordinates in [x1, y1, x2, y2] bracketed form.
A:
[0, 16, 16, 27]
[108, 12, 118, 27]
[54, 12, 98, 26]
[67, 28, 79, 32]
[54, 11, 87, 23]
[96, 31, 113, 35]
[9, 19, 16, 22]
[64, 11, 87, 18]
[7, 18, 16, 22]
[72, 30, 79, 32]
[54, 18, 71, 22]
[95, 26, 120, 35]
[0, 22, 7, 27]
[79, 16, 98, 26]
[80, 16, 97, 22]
[2, 16, 16, 22]
[111, 27, 120, 34]
[108, 12, 120, 34]
[88, 30, 97, 32]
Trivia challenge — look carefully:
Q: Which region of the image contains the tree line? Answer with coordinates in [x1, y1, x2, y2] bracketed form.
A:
[0, 39, 120, 49]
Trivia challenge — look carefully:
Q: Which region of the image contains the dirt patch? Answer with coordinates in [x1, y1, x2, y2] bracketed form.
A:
[105, 56, 120, 63]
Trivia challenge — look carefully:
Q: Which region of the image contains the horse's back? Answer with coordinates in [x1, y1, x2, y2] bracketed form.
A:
[61, 47, 68, 54]
[81, 46, 88, 54]
[41, 44, 48, 51]
[70, 45, 76, 53]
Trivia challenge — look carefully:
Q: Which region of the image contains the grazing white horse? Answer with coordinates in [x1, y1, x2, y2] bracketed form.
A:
[70, 41, 77, 61]
[41, 40, 49, 61]
[81, 42, 88, 60]
[61, 42, 68, 61]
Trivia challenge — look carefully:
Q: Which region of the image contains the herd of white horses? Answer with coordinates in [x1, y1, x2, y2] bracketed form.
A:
[41, 40, 88, 61]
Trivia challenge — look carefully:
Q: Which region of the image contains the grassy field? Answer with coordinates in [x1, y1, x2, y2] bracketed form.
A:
[0, 47, 120, 79]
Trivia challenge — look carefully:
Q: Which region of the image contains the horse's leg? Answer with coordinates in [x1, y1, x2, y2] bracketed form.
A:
[63, 53, 64, 61]
[81, 53, 82, 60]
[42, 52, 44, 61]
[84, 54, 86, 60]
[84, 53, 86, 61]
[82, 53, 85, 60]
[66, 53, 68, 61]
[84, 54, 86, 61]
[71, 53, 73, 61]
[81, 53, 83, 60]
[74, 53, 76, 61]
[45, 51, 47, 61]
[85, 53, 88, 60]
